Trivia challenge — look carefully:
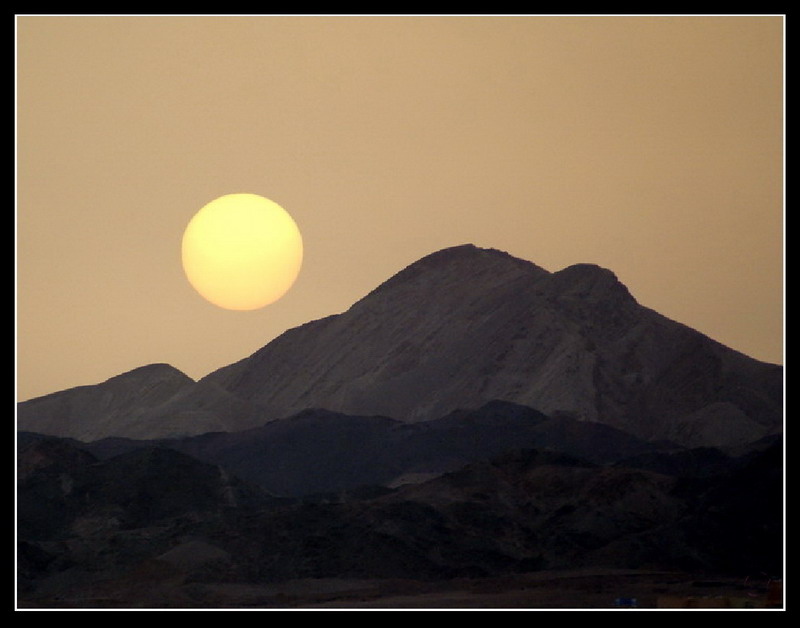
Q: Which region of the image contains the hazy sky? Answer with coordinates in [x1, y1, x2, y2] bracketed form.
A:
[16, 15, 784, 402]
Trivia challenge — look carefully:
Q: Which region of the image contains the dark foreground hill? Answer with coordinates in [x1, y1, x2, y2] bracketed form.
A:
[62, 400, 664, 498]
[18, 245, 783, 449]
[17, 432, 782, 608]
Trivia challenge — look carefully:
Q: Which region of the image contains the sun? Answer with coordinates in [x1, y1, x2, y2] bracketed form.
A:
[181, 194, 303, 310]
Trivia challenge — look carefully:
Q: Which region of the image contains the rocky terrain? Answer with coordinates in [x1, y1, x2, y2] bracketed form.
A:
[18, 245, 782, 447]
[40, 400, 665, 498]
[17, 431, 782, 608]
[16, 244, 784, 609]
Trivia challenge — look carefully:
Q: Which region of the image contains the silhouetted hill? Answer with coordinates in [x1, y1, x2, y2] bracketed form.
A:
[613, 447, 738, 479]
[677, 439, 783, 575]
[18, 435, 782, 606]
[17, 436, 277, 597]
[18, 437, 273, 541]
[196, 436, 780, 579]
[17, 435, 100, 541]
[63, 400, 660, 497]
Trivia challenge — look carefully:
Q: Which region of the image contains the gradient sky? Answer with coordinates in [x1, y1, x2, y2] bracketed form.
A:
[16, 15, 784, 402]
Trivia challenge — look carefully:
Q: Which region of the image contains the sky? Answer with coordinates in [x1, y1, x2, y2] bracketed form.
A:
[16, 15, 784, 402]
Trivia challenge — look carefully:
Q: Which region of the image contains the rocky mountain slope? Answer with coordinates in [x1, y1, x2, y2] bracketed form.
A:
[17, 364, 195, 442]
[200, 245, 782, 447]
[17, 244, 783, 448]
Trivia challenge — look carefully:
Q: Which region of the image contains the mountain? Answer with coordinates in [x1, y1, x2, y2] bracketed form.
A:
[17, 436, 272, 542]
[18, 434, 783, 606]
[17, 435, 277, 600]
[57, 399, 659, 498]
[16, 364, 196, 442]
[17, 244, 783, 448]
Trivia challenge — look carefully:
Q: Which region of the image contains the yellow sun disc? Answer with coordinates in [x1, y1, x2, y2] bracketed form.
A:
[181, 194, 303, 310]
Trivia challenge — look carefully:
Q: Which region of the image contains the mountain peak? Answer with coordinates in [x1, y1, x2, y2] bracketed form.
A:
[17, 363, 196, 442]
[102, 363, 194, 387]
[403, 243, 548, 277]
[545, 262, 636, 305]
[357, 244, 549, 306]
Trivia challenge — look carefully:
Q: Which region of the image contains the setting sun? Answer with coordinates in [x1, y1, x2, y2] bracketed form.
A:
[181, 194, 303, 310]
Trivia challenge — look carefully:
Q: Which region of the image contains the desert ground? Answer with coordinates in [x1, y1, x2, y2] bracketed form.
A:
[18, 568, 782, 610]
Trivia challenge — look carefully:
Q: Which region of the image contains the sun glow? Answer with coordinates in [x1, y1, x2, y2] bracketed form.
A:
[181, 194, 303, 310]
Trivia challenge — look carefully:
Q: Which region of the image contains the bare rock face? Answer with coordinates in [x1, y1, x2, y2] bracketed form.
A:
[17, 244, 782, 448]
[17, 364, 196, 441]
[197, 244, 782, 447]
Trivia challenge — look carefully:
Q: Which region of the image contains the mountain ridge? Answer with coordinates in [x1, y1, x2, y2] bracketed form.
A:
[17, 244, 782, 448]
[28, 398, 660, 498]
[17, 429, 783, 605]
